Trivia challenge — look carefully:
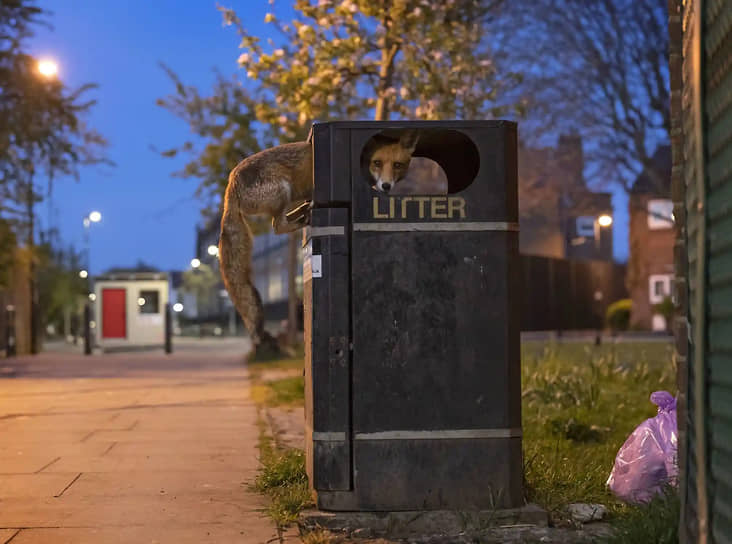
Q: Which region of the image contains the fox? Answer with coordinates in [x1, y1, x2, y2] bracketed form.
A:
[218, 130, 419, 354]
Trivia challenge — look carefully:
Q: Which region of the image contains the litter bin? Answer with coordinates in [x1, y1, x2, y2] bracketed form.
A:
[303, 121, 521, 511]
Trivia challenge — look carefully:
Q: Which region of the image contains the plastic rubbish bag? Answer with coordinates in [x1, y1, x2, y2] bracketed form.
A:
[606, 391, 678, 503]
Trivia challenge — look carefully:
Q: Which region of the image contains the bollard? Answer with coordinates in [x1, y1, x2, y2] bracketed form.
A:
[303, 121, 521, 511]
[83, 304, 92, 355]
[164, 303, 172, 354]
[5, 305, 16, 357]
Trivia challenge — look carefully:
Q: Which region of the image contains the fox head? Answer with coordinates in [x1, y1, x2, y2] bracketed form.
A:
[367, 131, 419, 193]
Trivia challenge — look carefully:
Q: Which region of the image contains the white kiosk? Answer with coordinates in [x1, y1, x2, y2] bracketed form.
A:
[93, 272, 169, 352]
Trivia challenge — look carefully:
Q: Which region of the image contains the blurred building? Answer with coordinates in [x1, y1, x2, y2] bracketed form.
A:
[518, 134, 614, 261]
[626, 146, 673, 331]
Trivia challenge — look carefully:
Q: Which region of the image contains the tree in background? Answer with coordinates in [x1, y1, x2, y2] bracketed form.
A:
[499, 0, 670, 195]
[160, 0, 522, 348]
[0, 0, 109, 352]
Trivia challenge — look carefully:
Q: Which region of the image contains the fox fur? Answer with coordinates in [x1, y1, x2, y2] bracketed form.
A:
[219, 131, 418, 349]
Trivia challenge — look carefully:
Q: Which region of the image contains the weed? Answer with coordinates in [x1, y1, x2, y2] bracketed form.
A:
[603, 488, 679, 543]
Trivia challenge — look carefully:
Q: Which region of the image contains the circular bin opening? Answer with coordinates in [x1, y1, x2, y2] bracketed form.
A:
[360, 128, 480, 195]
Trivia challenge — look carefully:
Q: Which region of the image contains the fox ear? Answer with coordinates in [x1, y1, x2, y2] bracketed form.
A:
[399, 130, 419, 152]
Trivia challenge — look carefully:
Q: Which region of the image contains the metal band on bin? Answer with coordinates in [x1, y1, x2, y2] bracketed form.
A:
[353, 428, 522, 440]
[352, 222, 520, 232]
[309, 226, 346, 237]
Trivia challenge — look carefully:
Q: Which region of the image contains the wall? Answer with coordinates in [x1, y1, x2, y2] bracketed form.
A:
[521, 255, 628, 332]
[627, 193, 676, 329]
[94, 279, 169, 348]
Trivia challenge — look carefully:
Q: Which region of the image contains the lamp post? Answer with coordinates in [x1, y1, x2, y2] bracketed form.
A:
[81, 211, 101, 351]
[26, 59, 60, 353]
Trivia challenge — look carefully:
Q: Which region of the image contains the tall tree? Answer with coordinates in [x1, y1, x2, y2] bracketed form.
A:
[160, 0, 523, 348]
[220, 0, 520, 132]
[0, 0, 109, 352]
[498, 0, 670, 194]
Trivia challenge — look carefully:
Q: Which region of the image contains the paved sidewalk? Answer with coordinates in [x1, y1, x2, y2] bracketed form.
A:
[0, 342, 286, 543]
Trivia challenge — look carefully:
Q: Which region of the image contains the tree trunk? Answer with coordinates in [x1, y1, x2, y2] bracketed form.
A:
[374, 44, 399, 121]
[286, 231, 298, 347]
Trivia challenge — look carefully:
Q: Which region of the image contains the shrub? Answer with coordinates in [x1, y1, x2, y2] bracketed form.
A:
[606, 299, 632, 332]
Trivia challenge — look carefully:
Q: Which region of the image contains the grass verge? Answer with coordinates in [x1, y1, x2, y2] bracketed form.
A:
[252, 413, 312, 527]
[248, 340, 679, 540]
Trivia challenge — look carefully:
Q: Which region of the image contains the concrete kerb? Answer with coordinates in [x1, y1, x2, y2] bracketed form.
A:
[298, 504, 549, 540]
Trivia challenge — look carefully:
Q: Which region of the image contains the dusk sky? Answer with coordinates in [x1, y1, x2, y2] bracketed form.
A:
[30, 1, 630, 275]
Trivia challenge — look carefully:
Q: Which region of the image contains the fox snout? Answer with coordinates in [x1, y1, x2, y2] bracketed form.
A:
[368, 131, 419, 193]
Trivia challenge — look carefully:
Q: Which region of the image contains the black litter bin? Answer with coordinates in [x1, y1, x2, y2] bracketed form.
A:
[303, 121, 521, 511]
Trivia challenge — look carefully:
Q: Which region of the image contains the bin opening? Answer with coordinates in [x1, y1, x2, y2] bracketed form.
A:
[360, 128, 480, 195]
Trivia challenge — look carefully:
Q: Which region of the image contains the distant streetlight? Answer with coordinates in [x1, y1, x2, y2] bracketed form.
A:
[598, 214, 613, 227]
[79, 270, 88, 279]
[37, 59, 58, 78]
[88, 293, 96, 301]
[88, 211, 102, 223]
[191, 258, 201, 269]
[207, 244, 219, 257]
[137, 297, 146, 306]
[173, 303, 184, 312]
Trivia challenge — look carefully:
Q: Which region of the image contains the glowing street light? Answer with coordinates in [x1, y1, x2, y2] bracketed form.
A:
[37, 59, 58, 78]
[88, 293, 96, 301]
[88, 211, 102, 223]
[79, 270, 88, 279]
[137, 297, 146, 306]
[173, 303, 184, 313]
[597, 214, 613, 228]
[190, 258, 201, 269]
[207, 244, 219, 257]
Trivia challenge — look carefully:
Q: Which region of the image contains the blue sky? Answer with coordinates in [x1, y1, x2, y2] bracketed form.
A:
[30, 1, 629, 275]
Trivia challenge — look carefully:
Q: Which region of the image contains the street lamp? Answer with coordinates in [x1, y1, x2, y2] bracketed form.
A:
[207, 244, 219, 257]
[37, 59, 58, 78]
[191, 258, 201, 269]
[598, 214, 613, 228]
[79, 270, 88, 279]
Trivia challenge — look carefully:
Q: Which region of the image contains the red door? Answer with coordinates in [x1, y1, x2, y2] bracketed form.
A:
[102, 288, 126, 338]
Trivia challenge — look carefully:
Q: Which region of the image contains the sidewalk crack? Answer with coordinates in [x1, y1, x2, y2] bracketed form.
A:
[54, 472, 82, 498]
[2, 529, 20, 544]
[34, 457, 61, 473]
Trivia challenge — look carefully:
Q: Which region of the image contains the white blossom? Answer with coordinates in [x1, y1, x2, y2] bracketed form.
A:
[237, 53, 250, 64]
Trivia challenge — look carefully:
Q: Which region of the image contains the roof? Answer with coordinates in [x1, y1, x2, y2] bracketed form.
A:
[631, 146, 672, 195]
[94, 272, 169, 282]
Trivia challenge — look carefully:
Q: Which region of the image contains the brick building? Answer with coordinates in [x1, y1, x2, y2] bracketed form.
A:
[626, 146, 673, 330]
[518, 134, 614, 261]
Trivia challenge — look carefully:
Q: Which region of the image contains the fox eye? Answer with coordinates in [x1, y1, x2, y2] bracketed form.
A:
[373, 159, 383, 167]
[394, 162, 405, 169]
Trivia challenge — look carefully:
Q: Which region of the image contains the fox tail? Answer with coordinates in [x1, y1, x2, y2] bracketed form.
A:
[218, 186, 267, 345]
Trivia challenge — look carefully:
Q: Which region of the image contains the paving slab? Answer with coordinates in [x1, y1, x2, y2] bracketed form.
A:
[0, 343, 284, 544]
[8, 524, 276, 544]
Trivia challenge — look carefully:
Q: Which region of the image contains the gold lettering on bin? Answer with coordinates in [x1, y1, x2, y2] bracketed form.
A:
[371, 196, 467, 219]
[431, 197, 448, 219]
[448, 197, 466, 219]
[373, 197, 389, 219]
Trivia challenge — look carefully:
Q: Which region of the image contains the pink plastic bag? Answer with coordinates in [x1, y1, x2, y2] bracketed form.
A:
[606, 391, 678, 503]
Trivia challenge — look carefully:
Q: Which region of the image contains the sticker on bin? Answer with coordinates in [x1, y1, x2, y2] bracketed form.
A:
[303, 244, 322, 282]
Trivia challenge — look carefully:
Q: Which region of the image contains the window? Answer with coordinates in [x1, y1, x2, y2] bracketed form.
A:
[648, 274, 672, 304]
[576, 216, 596, 237]
[648, 199, 674, 230]
[138, 290, 160, 314]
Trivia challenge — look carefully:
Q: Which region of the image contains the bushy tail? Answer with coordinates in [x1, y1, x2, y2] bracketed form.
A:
[218, 187, 266, 345]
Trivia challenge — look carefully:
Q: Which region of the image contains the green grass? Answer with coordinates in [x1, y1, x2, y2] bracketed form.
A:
[253, 416, 313, 527]
[521, 340, 676, 526]
[249, 340, 679, 539]
[603, 488, 679, 543]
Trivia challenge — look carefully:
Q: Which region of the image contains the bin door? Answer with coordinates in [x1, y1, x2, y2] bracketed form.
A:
[304, 208, 352, 491]
[102, 288, 126, 338]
